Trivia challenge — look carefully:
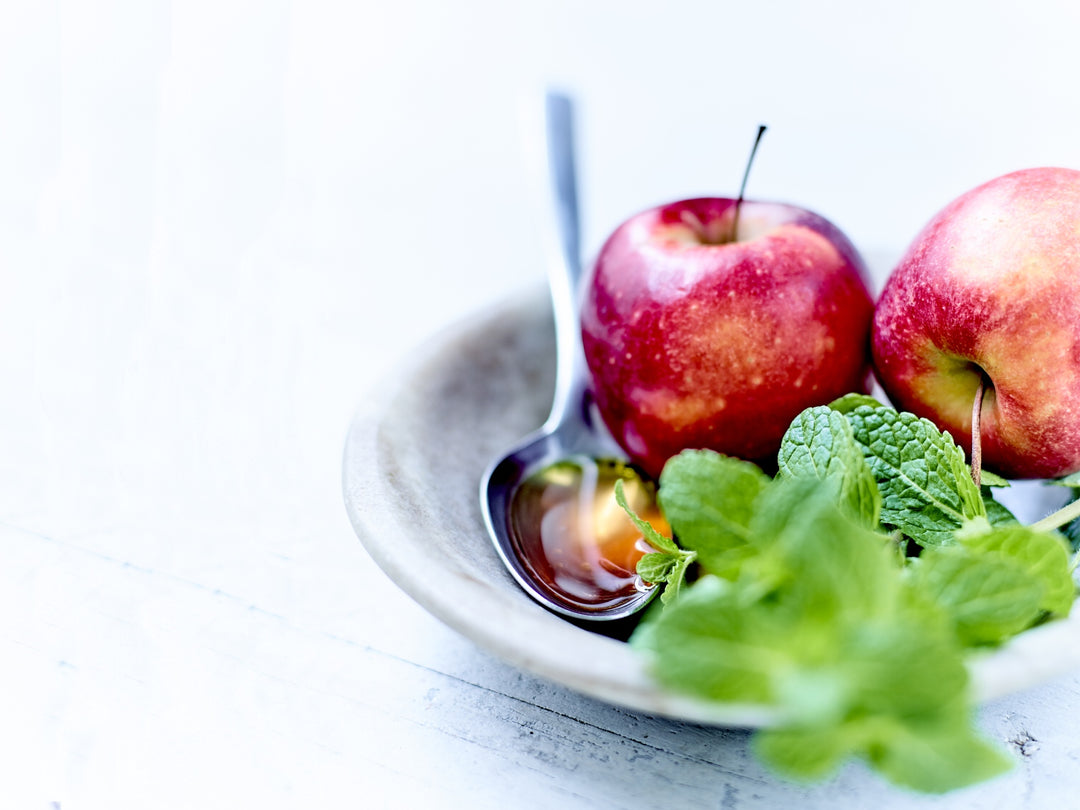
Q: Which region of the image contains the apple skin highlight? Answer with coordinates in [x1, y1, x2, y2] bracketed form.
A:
[581, 197, 875, 480]
[872, 167, 1080, 480]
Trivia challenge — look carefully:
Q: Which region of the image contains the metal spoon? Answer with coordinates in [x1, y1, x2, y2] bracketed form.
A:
[479, 91, 659, 623]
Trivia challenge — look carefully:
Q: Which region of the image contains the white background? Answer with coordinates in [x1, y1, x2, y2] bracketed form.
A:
[4, 1, 1080, 807]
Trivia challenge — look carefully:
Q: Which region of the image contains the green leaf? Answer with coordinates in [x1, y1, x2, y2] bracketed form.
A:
[657, 450, 770, 578]
[630, 575, 784, 703]
[956, 522, 1076, 617]
[748, 478, 897, 620]
[844, 405, 986, 546]
[906, 520, 1075, 647]
[632, 428, 1019, 793]
[636, 551, 696, 604]
[1048, 471, 1080, 489]
[636, 479, 920, 706]
[778, 406, 881, 527]
[979, 470, 1011, 488]
[636, 552, 677, 583]
[664, 554, 697, 603]
[753, 723, 856, 781]
[751, 604, 1007, 792]
[841, 609, 967, 717]
[866, 714, 1012, 794]
[616, 479, 695, 603]
[614, 478, 678, 554]
[829, 393, 886, 413]
[757, 707, 1010, 795]
[909, 550, 1044, 645]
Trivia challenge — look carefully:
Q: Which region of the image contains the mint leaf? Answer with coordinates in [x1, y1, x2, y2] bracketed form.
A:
[614, 479, 694, 603]
[906, 520, 1074, 647]
[866, 711, 1012, 794]
[841, 604, 966, 717]
[614, 478, 678, 554]
[829, 393, 886, 414]
[757, 662, 1009, 794]
[631, 575, 782, 703]
[778, 406, 881, 527]
[632, 404, 1060, 793]
[979, 470, 1010, 488]
[909, 550, 1044, 645]
[753, 723, 857, 782]
[844, 405, 985, 546]
[636, 552, 678, 583]
[631, 481, 899, 707]
[747, 478, 896, 620]
[630, 467, 1010, 793]
[636, 551, 695, 604]
[751, 598, 1007, 793]
[657, 450, 769, 579]
[956, 521, 1075, 617]
[1049, 471, 1080, 489]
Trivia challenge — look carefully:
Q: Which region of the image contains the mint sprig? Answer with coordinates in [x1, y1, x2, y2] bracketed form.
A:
[843, 405, 986, 547]
[630, 472, 1011, 792]
[614, 479, 695, 604]
[618, 398, 1079, 794]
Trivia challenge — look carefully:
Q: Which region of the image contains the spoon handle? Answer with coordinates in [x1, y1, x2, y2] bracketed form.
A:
[542, 91, 588, 430]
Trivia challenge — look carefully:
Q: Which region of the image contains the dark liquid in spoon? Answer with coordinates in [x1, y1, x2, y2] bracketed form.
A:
[508, 458, 670, 613]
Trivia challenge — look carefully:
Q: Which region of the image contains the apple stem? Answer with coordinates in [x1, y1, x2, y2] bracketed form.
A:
[730, 124, 767, 242]
[970, 377, 985, 488]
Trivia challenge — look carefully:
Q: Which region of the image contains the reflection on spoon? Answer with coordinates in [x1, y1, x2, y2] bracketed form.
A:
[508, 458, 670, 614]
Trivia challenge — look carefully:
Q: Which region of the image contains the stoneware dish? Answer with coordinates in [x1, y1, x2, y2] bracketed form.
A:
[343, 288, 1080, 726]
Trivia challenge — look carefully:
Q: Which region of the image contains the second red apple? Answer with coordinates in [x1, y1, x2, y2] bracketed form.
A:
[581, 197, 874, 479]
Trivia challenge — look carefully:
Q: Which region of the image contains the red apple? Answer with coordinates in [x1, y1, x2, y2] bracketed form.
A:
[872, 166, 1080, 480]
[580, 197, 875, 479]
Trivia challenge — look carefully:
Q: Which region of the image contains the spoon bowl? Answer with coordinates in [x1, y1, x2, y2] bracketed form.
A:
[479, 92, 660, 623]
[481, 385, 658, 623]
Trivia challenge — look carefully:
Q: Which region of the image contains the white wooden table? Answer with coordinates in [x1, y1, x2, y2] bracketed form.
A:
[5, 2, 1080, 807]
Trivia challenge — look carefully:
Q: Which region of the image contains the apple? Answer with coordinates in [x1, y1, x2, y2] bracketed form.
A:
[872, 166, 1080, 480]
[580, 197, 875, 480]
